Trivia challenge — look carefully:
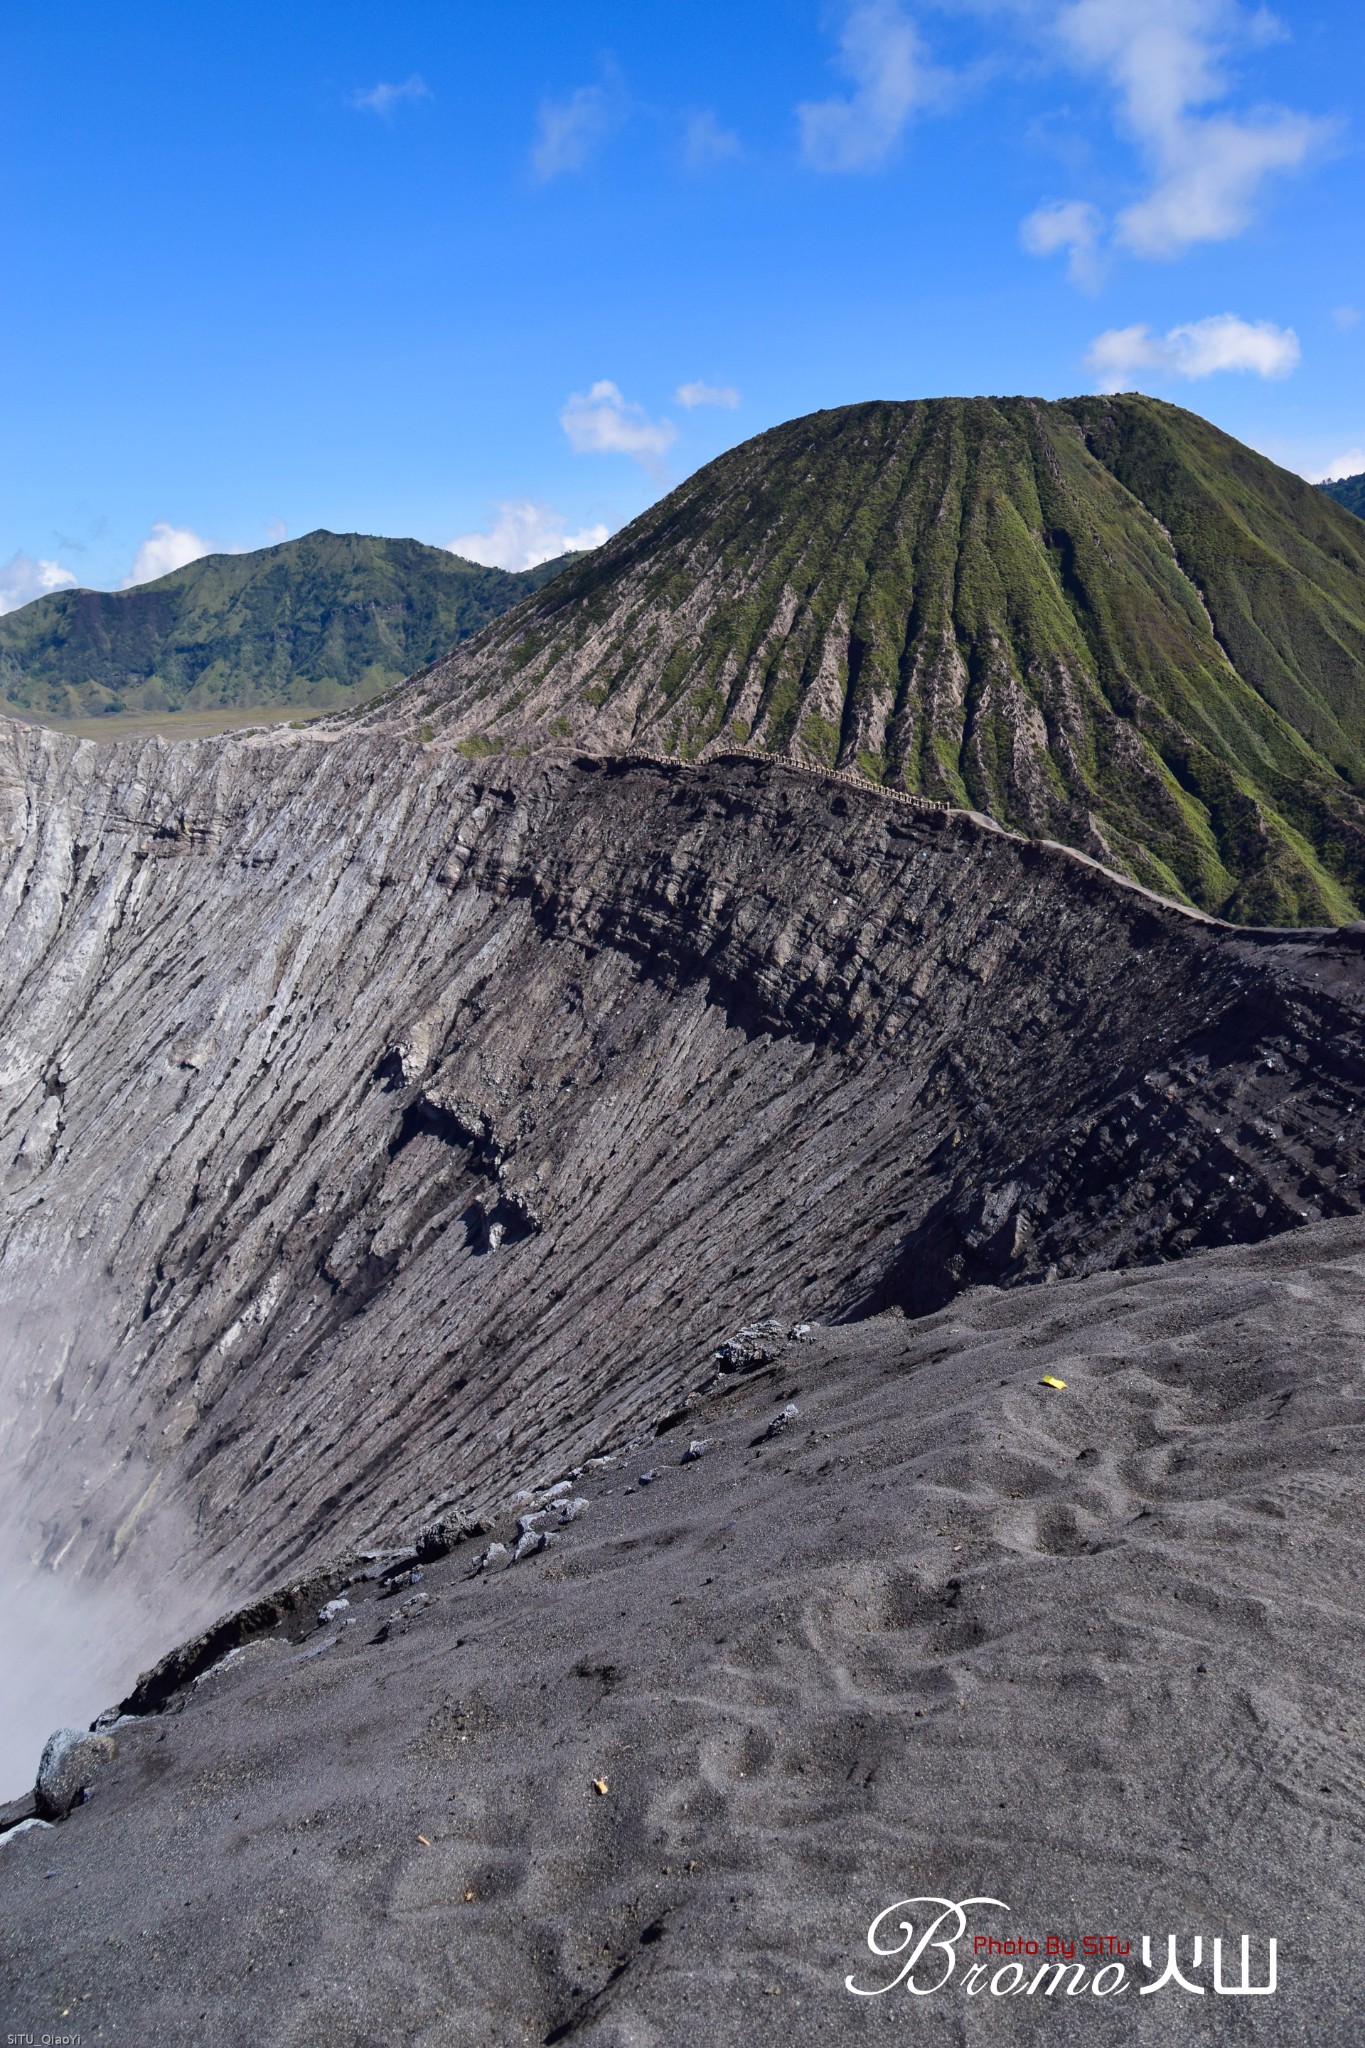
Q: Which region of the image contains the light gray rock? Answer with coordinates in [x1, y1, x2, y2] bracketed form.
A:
[415, 1512, 485, 1562]
[755, 1403, 799, 1445]
[714, 1321, 787, 1369]
[35, 1729, 117, 1821]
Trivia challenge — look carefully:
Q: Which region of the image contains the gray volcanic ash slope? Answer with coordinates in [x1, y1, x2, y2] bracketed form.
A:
[4, 1222, 1365, 2045]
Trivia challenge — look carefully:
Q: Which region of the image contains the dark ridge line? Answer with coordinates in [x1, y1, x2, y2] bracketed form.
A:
[6, 706, 1357, 949]
[436, 736, 1361, 949]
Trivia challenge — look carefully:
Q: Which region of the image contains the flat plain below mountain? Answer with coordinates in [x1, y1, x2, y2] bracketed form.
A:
[1, 396, 1363, 2044]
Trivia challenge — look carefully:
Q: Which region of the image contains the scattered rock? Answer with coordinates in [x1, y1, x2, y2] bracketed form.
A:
[553, 1497, 589, 1523]
[714, 1320, 787, 1369]
[1, 1817, 52, 1844]
[751, 1402, 799, 1446]
[474, 1542, 510, 1572]
[378, 1566, 425, 1599]
[415, 1512, 486, 1563]
[35, 1729, 118, 1822]
[681, 1440, 710, 1463]
[637, 1470, 658, 1486]
[318, 1598, 351, 1625]
[0, 1791, 38, 1834]
[789, 1323, 814, 1342]
[513, 1528, 555, 1563]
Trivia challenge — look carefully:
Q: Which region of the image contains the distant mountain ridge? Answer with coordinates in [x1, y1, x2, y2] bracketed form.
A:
[1319, 471, 1365, 520]
[0, 529, 577, 721]
[388, 395, 1365, 926]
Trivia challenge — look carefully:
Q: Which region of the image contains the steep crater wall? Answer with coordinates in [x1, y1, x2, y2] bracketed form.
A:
[2, 720, 1364, 1615]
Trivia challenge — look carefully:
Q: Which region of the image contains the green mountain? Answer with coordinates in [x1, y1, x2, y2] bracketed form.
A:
[403, 395, 1365, 926]
[0, 529, 577, 721]
[1319, 471, 1365, 520]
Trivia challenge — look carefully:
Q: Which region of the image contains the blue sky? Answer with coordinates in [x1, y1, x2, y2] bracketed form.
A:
[1, 0, 1361, 607]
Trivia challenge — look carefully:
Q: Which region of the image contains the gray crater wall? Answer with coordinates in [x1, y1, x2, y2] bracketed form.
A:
[2, 720, 1364, 1613]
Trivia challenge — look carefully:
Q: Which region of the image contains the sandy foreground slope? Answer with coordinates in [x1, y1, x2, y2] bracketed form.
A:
[3, 1215, 1362, 2046]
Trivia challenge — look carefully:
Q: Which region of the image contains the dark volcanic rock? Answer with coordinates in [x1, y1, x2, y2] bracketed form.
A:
[4, 721, 1365, 1622]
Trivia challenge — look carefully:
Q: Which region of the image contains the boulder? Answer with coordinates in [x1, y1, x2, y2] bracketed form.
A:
[713, 1320, 787, 1369]
[35, 1729, 117, 1822]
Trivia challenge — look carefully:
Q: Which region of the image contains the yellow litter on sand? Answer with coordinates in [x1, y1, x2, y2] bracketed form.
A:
[593, 1776, 610, 1795]
[1040, 1375, 1067, 1390]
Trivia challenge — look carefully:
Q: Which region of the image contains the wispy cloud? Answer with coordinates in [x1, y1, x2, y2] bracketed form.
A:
[1086, 311, 1300, 391]
[1020, 197, 1104, 289]
[798, 0, 952, 173]
[349, 75, 431, 116]
[682, 110, 742, 169]
[1332, 305, 1360, 331]
[445, 502, 610, 572]
[0, 552, 78, 616]
[122, 523, 215, 588]
[1312, 448, 1365, 484]
[532, 83, 617, 181]
[1037, 0, 1335, 263]
[560, 380, 677, 477]
[675, 380, 741, 410]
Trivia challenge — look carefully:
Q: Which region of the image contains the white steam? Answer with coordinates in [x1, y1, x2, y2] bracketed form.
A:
[0, 1273, 222, 1800]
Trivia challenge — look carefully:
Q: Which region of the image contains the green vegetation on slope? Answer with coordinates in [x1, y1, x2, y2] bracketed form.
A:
[1319, 472, 1365, 521]
[416, 395, 1365, 926]
[0, 530, 577, 721]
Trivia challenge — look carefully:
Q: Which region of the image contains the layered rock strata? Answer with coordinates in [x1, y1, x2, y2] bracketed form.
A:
[3, 719, 1365, 1615]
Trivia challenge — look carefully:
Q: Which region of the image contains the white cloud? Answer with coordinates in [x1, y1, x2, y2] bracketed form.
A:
[531, 85, 613, 180]
[122, 523, 214, 588]
[1086, 311, 1300, 391]
[560, 380, 677, 476]
[675, 380, 741, 410]
[682, 110, 742, 168]
[798, 0, 951, 172]
[1020, 197, 1105, 288]
[1049, 0, 1334, 259]
[0, 552, 78, 616]
[349, 75, 431, 116]
[444, 502, 610, 572]
[1312, 449, 1365, 483]
[1332, 305, 1360, 331]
